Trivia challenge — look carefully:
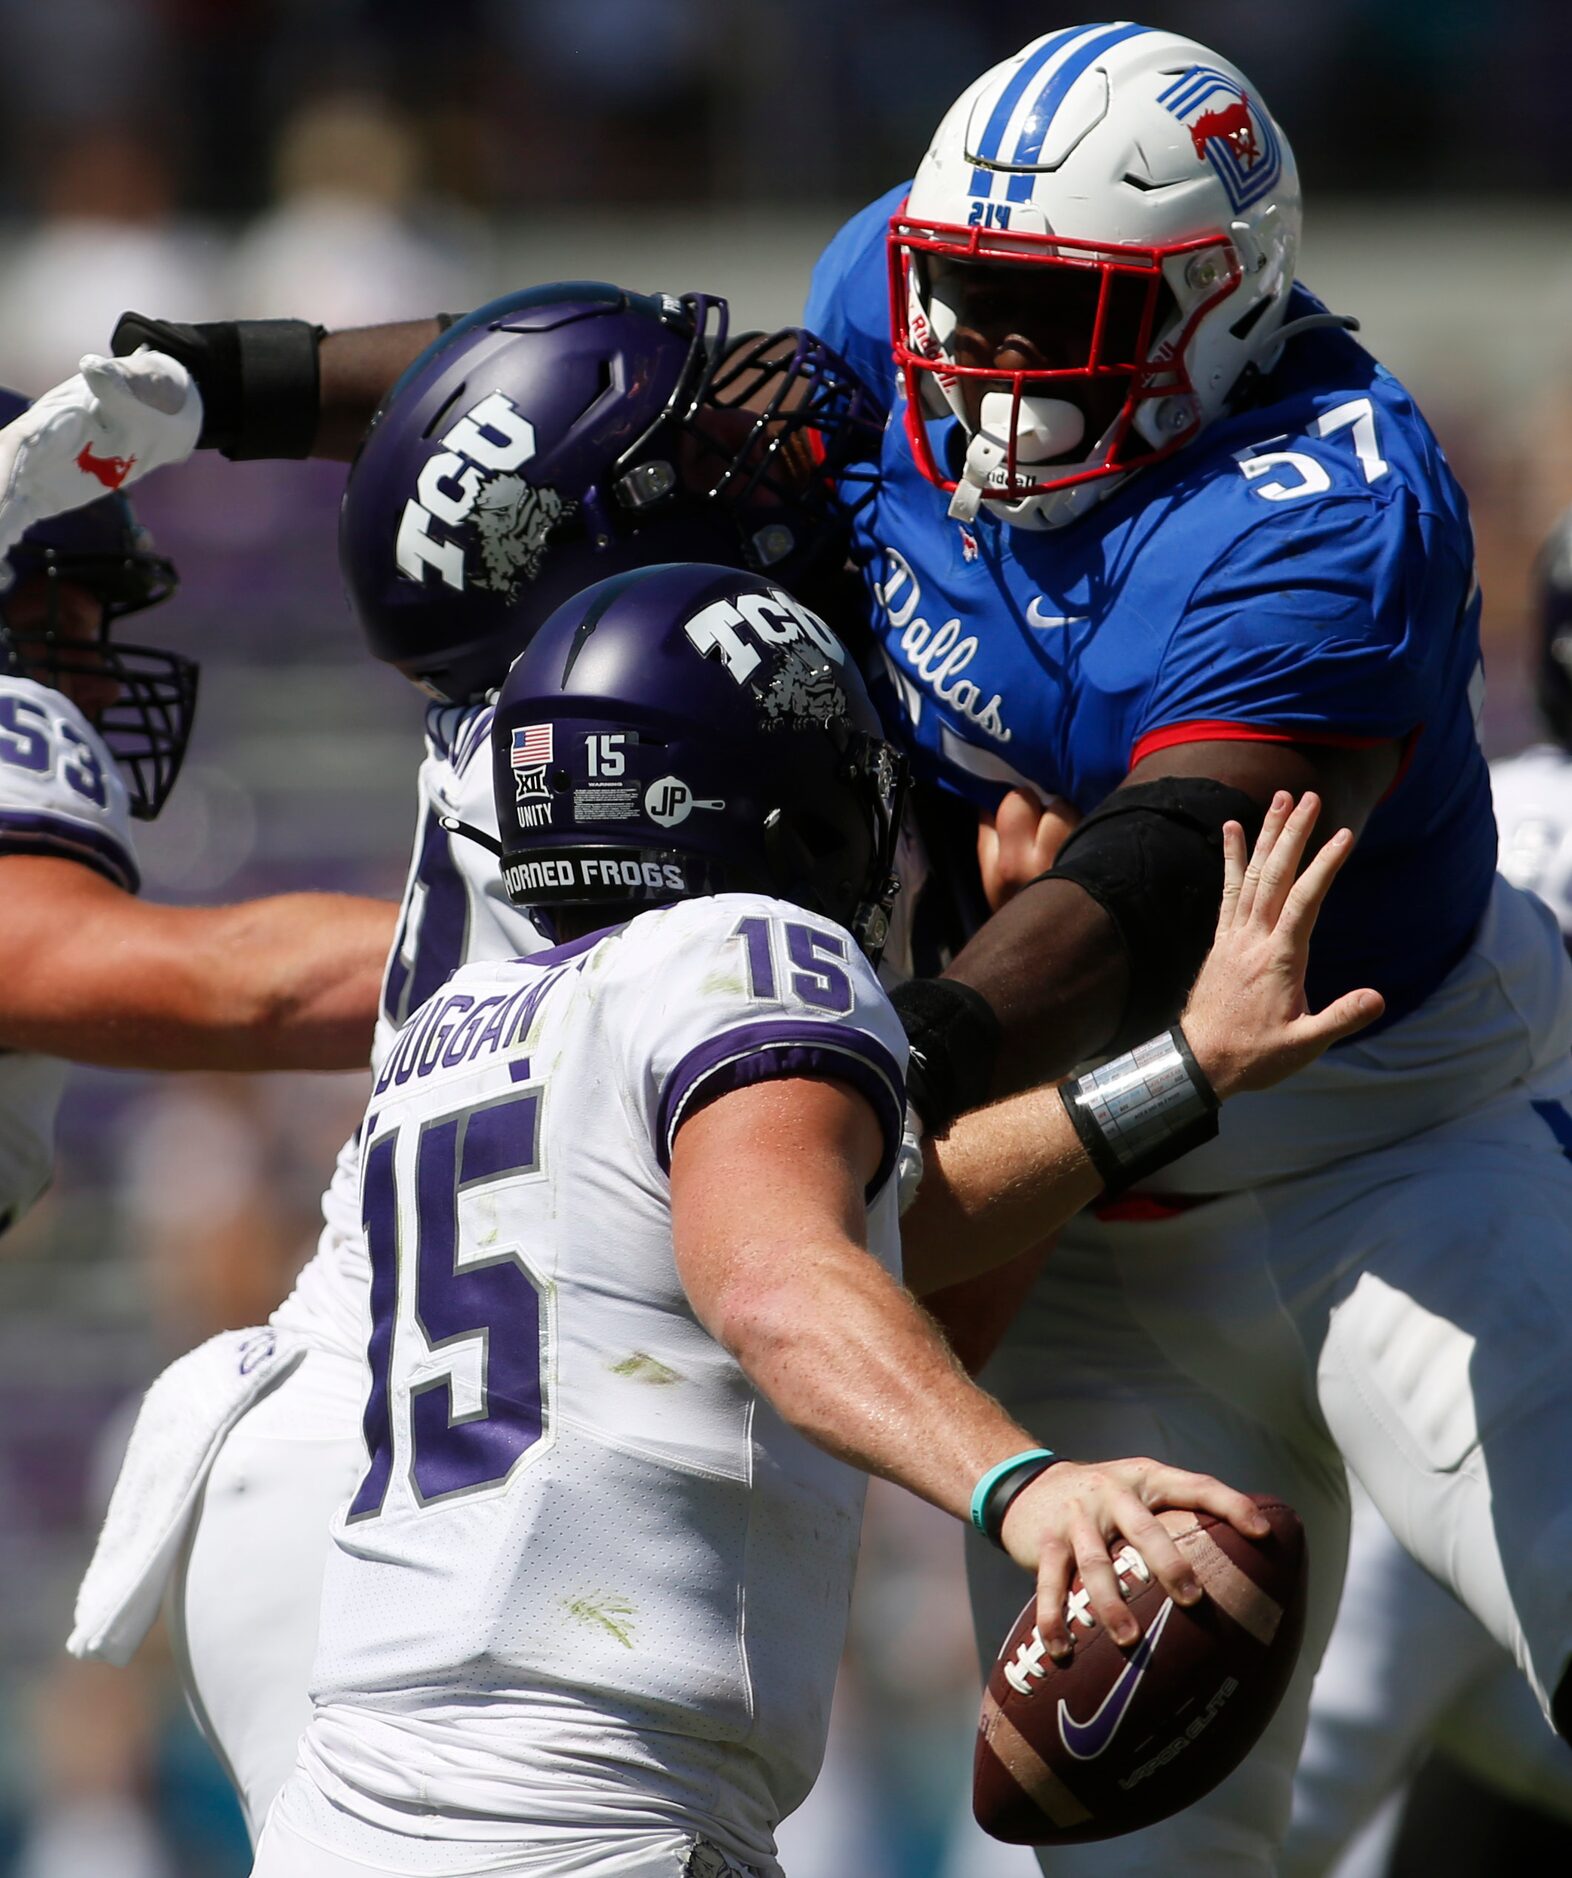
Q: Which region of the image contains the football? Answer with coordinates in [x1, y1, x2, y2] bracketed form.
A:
[973, 1495, 1307, 1845]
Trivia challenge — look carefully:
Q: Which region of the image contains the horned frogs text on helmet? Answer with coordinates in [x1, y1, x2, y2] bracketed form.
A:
[488, 563, 905, 962]
[890, 22, 1311, 530]
[0, 389, 194, 818]
[341, 283, 878, 705]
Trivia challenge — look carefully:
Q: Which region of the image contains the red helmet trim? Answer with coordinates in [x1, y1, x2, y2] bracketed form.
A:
[886, 207, 1243, 505]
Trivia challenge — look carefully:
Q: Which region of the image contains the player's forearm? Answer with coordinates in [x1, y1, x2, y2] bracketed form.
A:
[175, 892, 398, 1069]
[313, 320, 444, 459]
[717, 1244, 1042, 1524]
[0, 891, 395, 1070]
[943, 874, 1130, 1095]
[901, 1082, 1100, 1294]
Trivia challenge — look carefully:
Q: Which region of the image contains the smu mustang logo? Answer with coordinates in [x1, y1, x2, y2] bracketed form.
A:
[396, 390, 576, 599]
[1158, 66, 1282, 212]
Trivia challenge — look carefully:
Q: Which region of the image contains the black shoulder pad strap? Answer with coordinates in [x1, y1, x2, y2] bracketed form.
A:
[1042, 777, 1266, 1053]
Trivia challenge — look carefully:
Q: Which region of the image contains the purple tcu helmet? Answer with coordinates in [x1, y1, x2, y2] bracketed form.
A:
[0, 389, 193, 818]
[341, 282, 879, 705]
[489, 562, 906, 960]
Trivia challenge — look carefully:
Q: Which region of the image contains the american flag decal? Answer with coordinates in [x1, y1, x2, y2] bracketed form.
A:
[511, 724, 553, 768]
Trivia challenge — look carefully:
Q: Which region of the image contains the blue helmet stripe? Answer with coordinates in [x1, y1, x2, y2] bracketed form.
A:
[1009, 21, 1150, 168]
[1157, 66, 1226, 113]
[974, 24, 1102, 163]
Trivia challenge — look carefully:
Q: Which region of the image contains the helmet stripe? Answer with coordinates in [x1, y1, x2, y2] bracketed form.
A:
[1007, 21, 1150, 177]
[968, 22, 1101, 195]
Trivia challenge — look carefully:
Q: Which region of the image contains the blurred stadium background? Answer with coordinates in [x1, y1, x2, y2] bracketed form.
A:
[1, 4, 1568, 1873]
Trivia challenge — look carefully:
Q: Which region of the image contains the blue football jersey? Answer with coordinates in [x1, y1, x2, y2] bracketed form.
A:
[806, 186, 1496, 1025]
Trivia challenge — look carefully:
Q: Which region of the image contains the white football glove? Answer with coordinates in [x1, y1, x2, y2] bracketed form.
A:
[0, 348, 203, 579]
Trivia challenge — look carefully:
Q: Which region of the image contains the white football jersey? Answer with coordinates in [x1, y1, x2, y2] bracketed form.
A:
[273, 701, 547, 1358]
[1492, 742, 1572, 942]
[0, 674, 138, 1232]
[297, 892, 907, 1870]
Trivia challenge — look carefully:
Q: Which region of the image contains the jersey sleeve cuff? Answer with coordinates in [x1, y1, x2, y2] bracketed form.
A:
[1129, 718, 1397, 768]
[657, 1018, 907, 1197]
[0, 809, 139, 892]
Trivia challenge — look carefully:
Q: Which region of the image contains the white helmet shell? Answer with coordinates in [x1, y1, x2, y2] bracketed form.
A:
[892, 22, 1301, 528]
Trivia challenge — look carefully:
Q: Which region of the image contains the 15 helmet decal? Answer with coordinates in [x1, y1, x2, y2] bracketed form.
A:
[889, 23, 1311, 531]
[487, 563, 905, 961]
[0, 389, 195, 819]
[342, 282, 880, 705]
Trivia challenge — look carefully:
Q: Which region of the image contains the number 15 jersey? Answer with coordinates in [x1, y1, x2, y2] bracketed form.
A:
[300, 893, 907, 1869]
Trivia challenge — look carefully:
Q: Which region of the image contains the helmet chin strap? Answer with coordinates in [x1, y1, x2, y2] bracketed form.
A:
[947, 390, 1086, 522]
[1250, 309, 1359, 378]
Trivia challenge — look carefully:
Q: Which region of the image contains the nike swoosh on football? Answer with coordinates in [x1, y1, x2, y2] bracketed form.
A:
[1057, 1596, 1175, 1761]
[1026, 598, 1088, 630]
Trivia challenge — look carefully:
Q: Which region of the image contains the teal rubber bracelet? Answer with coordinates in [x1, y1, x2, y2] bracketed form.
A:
[970, 1448, 1059, 1538]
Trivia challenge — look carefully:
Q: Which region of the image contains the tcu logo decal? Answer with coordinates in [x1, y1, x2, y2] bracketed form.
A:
[684, 588, 844, 683]
[684, 588, 851, 730]
[396, 392, 575, 599]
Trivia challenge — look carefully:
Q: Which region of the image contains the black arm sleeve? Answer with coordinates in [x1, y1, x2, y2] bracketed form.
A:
[111, 312, 325, 459]
[888, 977, 1002, 1133]
[1041, 776, 1267, 1052]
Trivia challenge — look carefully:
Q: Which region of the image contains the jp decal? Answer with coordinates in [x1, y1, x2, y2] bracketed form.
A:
[644, 776, 724, 828]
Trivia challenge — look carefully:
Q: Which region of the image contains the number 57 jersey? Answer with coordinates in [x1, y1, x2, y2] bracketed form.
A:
[301, 893, 908, 1863]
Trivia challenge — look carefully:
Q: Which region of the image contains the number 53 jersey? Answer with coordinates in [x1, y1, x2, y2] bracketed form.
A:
[0, 674, 138, 1231]
[301, 893, 907, 1864]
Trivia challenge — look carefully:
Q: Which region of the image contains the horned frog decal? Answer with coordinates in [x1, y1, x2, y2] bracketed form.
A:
[759, 641, 848, 728]
[469, 473, 576, 598]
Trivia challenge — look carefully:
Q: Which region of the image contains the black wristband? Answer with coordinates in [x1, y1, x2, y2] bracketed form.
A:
[111, 311, 325, 459]
[983, 1455, 1068, 1548]
[889, 977, 1002, 1132]
[1059, 1024, 1220, 1198]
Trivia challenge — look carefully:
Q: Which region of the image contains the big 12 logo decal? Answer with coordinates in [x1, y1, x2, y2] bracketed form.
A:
[396, 391, 576, 601]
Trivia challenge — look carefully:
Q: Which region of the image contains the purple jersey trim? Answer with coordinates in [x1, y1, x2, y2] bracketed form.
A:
[0, 808, 139, 892]
[657, 1017, 906, 1195]
[517, 921, 627, 967]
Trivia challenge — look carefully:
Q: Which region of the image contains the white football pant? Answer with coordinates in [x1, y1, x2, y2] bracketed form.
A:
[1286, 1476, 1572, 1876]
[168, 1346, 365, 1841]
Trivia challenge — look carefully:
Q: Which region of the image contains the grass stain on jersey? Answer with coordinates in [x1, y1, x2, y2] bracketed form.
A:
[610, 1351, 683, 1385]
[564, 1594, 636, 1648]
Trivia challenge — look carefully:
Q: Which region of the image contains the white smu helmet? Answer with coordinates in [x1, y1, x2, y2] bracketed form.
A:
[891, 22, 1306, 529]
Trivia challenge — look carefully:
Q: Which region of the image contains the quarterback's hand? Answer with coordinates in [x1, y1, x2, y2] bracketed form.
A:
[999, 1456, 1270, 1662]
[0, 348, 202, 572]
[1181, 791, 1384, 1099]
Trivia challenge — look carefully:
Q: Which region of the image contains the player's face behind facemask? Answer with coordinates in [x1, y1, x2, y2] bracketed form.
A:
[924, 252, 1171, 476]
[340, 284, 879, 707]
[0, 486, 195, 821]
[484, 562, 905, 962]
